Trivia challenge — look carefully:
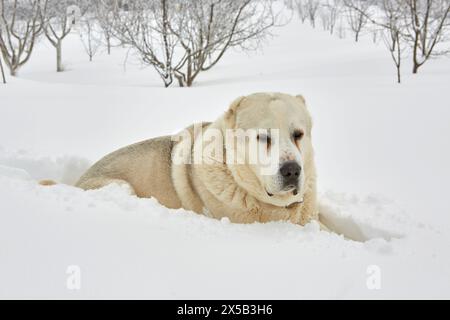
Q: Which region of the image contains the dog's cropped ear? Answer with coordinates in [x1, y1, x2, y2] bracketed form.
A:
[224, 96, 246, 127]
[296, 94, 306, 105]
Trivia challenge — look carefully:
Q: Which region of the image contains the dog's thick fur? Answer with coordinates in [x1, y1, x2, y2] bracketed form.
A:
[75, 93, 318, 225]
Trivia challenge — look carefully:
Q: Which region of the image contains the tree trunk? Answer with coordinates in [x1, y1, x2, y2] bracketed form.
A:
[176, 75, 186, 87]
[412, 31, 420, 74]
[174, 72, 187, 87]
[396, 32, 402, 83]
[107, 36, 111, 55]
[0, 56, 6, 84]
[56, 41, 63, 72]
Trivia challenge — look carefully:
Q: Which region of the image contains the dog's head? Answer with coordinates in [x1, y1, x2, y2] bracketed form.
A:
[223, 92, 314, 207]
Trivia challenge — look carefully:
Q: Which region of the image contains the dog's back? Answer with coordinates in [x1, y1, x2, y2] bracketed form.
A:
[76, 136, 182, 209]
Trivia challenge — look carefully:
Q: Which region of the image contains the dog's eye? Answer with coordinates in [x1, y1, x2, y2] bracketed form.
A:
[293, 130, 304, 140]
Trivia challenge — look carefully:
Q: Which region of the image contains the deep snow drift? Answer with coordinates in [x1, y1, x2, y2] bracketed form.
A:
[1, 18, 449, 299]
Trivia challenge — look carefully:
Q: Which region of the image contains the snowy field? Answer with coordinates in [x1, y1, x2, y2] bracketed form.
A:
[1, 17, 450, 299]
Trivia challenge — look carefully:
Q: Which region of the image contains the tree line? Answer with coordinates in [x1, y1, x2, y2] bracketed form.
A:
[286, 0, 450, 83]
[0, 0, 277, 86]
[1, 0, 449, 86]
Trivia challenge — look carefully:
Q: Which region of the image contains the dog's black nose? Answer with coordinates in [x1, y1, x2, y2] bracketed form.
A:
[280, 161, 301, 179]
[280, 161, 301, 190]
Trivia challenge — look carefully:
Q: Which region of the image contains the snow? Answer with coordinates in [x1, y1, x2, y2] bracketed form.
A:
[1, 17, 450, 299]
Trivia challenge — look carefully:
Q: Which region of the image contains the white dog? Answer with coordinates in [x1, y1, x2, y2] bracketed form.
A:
[75, 93, 319, 226]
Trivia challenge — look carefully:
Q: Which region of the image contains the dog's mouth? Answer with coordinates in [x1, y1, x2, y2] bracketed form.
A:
[285, 198, 304, 209]
[266, 187, 299, 197]
[265, 187, 304, 209]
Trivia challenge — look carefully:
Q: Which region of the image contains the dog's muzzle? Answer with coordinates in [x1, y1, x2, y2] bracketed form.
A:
[279, 161, 301, 191]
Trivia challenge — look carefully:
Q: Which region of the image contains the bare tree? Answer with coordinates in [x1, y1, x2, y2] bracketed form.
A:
[381, 0, 405, 83]
[41, 0, 77, 72]
[169, 0, 276, 87]
[94, 0, 116, 54]
[347, 0, 450, 75]
[79, 11, 101, 61]
[320, 0, 343, 34]
[292, 0, 321, 27]
[306, 0, 320, 27]
[371, 26, 382, 43]
[344, 0, 371, 42]
[337, 16, 347, 38]
[112, 0, 277, 87]
[402, 0, 450, 74]
[344, 0, 407, 82]
[111, 0, 177, 87]
[0, 0, 43, 76]
[293, 0, 309, 23]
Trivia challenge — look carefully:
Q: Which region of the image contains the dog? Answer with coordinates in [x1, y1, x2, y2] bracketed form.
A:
[75, 92, 319, 225]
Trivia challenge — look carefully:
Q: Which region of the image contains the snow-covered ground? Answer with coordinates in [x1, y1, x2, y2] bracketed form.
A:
[1, 17, 450, 299]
